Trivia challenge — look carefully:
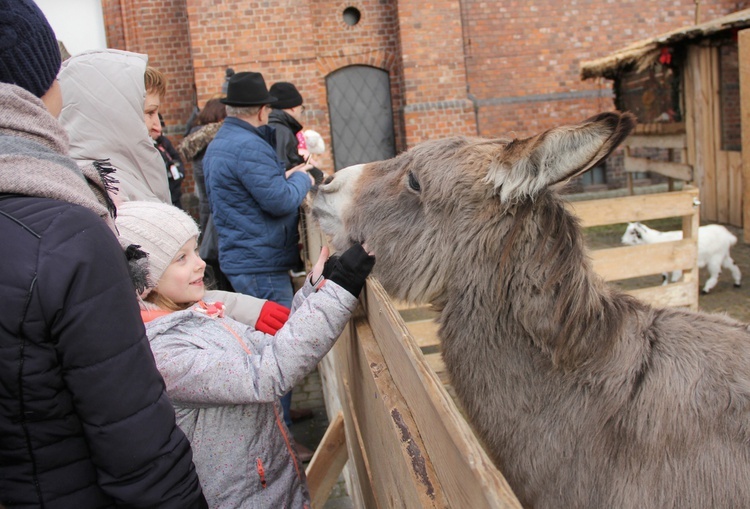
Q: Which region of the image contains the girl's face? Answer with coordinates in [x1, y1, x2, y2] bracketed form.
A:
[156, 237, 206, 305]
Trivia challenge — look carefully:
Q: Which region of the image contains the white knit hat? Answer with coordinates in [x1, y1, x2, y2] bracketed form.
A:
[116, 201, 200, 288]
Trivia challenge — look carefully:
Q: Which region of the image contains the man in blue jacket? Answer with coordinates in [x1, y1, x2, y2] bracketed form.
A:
[203, 71, 313, 309]
[203, 72, 315, 455]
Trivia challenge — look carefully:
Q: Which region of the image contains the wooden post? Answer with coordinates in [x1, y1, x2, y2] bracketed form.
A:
[626, 145, 634, 195]
[306, 412, 348, 509]
[739, 29, 750, 242]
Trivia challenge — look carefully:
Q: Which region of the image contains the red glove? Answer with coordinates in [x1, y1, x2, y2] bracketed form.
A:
[255, 300, 290, 335]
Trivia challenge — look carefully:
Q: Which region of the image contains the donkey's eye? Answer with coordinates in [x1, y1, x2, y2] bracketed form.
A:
[407, 171, 421, 192]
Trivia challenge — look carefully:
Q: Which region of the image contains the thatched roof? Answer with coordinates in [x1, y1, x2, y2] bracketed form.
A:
[580, 9, 750, 80]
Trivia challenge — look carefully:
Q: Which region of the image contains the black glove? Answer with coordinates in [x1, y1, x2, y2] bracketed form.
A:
[307, 166, 325, 185]
[322, 243, 376, 297]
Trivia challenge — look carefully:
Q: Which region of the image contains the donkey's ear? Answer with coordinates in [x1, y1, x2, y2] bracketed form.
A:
[487, 112, 636, 202]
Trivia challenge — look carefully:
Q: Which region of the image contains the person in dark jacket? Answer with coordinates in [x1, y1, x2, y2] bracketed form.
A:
[0, 1, 207, 507]
[153, 114, 185, 209]
[268, 81, 306, 169]
[268, 81, 325, 185]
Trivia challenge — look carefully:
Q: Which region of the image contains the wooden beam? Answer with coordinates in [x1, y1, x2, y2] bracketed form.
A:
[740, 29, 750, 241]
[406, 319, 442, 349]
[728, 150, 743, 227]
[633, 122, 686, 135]
[366, 280, 523, 508]
[566, 186, 699, 227]
[347, 318, 449, 508]
[627, 281, 697, 310]
[623, 155, 693, 181]
[703, 46, 719, 221]
[307, 412, 348, 509]
[590, 241, 698, 281]
[625, 133, 687, 149]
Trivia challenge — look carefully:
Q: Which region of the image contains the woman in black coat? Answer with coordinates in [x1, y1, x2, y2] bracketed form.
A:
[0, 2, 207, 507]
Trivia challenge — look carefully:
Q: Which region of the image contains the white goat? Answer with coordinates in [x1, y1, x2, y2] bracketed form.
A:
[621, 222, 742, 294]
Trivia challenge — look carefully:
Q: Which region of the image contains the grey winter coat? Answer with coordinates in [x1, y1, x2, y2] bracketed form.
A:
[143, 277, 359, 508]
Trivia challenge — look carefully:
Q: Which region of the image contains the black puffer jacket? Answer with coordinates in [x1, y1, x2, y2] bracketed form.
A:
[268, 108, 304, 170]
[0, 195, 207, 509]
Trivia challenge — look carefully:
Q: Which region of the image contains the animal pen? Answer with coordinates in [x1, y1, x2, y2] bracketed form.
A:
[300, 184, 700, 508]
[579, 9, 750, 242]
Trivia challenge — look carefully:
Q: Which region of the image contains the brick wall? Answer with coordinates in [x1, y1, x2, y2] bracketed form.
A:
[461, 0, 744, 138]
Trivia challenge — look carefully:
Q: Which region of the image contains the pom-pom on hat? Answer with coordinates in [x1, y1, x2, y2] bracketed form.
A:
[116, 201, 200, 288]
[269, 82, 303, 110]
[0, 0, 62, 97]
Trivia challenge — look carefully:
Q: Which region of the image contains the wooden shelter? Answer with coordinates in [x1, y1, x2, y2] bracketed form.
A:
[580, 9, 750, 242]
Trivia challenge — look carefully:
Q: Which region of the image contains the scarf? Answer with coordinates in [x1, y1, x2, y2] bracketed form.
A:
[0, 83, 117, 232]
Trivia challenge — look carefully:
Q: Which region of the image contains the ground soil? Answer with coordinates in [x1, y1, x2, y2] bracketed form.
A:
[583, 219, 750, 323]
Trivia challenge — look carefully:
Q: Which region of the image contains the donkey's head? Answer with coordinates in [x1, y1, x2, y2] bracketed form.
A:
[312, 112, 635, 304]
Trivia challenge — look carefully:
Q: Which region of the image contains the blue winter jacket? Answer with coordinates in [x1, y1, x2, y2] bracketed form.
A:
[203, 117, 311, 275]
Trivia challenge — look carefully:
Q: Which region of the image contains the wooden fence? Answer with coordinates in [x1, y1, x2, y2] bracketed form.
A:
[302, 185, 700, 508]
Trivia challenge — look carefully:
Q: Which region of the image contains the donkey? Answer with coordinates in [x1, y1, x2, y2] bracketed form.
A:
[311, 112, 750, 509]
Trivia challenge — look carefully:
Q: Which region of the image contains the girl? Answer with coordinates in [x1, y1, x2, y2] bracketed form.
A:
[116, 201, 375, 509]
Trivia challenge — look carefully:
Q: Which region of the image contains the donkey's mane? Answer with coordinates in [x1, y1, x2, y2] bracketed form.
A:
[494, 193, 646, 372]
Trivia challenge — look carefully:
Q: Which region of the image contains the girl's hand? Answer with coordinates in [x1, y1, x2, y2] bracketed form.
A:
[311, 246, 330, 283]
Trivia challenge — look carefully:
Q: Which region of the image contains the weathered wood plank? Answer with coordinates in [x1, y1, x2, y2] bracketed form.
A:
[626, 281, 696, 309]
[566, 186, 699, 227]
[623, 155, 693, 181]
[406, 319, 442, 349]
[307, 412, 348, 509]
[590, 241, 698, 281]
[366, 280, 523, 508]
[727, 150, 743, 228]
[633, 122, 686, 136]
[625, 133, 687, 149]
[741, 29, 750, 240]
[331, 324, 377, 509]
[345, 318, 449, 508]
[703, 46, 719, 221]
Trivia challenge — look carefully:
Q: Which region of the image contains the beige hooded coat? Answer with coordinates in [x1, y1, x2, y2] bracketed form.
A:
[58, 49, 171, 204]
[57, 49, 265, 325]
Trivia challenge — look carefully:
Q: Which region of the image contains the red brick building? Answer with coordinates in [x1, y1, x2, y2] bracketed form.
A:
[101, 0, 746, 194]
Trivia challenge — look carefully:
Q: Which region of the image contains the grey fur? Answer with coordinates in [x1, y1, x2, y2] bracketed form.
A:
[311, 112, 750, 509]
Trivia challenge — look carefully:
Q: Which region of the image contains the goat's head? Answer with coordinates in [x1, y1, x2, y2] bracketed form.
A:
[621, 222, 648, 246]
[311, 112, 636, 304]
